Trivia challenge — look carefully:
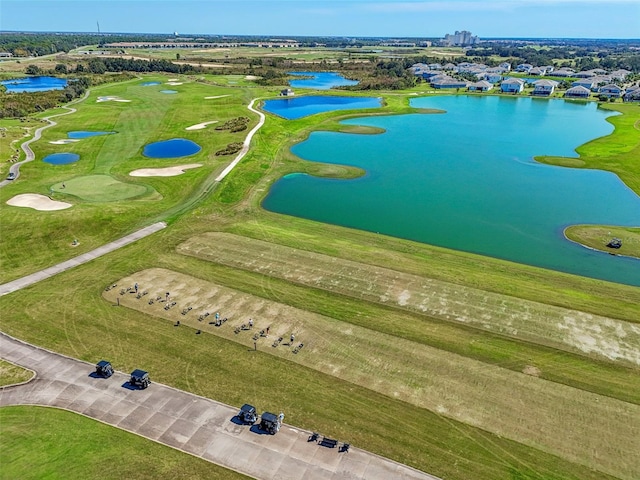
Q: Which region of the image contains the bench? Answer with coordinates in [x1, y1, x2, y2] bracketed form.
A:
[320, 437, 338, 448]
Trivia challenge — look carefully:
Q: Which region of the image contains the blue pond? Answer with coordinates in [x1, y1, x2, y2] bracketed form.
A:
[141, 81, 161, 86]
[288, 72, 358, 90]
[43, 153, 80, 165]
[1, 76, 67, 93]
[67, 131, 115, 139]
[161, 90, 178, 94]
[262, 96, 381, 120]
[143, 138, 201, 158]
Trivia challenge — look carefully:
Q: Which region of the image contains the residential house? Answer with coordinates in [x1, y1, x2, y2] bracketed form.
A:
[623, 86, 640, 102]
[499, 62, 512, 71]
[280, 88, 294, 96]
[599, 84, 623, 98]
[516, 63, 533, 73]
[610, 69, 631, 81]
[571, 79, 597, 90]
[443, 63, 457, 71]
[553, 68, 576, 78]
[500, 77, 525, 93]
[431, 76, 469, 89]
[564, 85, 591, 98]
[532, 79, 559, 96]
[574, 70, 596, 78]
[479, 72, 503, 83]
[529, 67, 547, 76]
[468, 80, 493, 92]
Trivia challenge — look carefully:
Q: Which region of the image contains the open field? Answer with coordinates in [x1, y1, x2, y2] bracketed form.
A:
[106, 267, 640, 479]
[565, 225, 640, 259]
[178, 233, 640, 365]
[1, 70, 639, 480]
[0, 360, 33, 387]
[0, 406, 248, 480]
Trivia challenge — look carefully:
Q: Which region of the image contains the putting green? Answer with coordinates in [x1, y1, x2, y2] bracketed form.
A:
[52, 175, 152, 202]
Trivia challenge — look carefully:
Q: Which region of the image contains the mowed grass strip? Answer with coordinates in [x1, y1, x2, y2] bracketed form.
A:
[0, 406, 248, 480]
[105, 267, 640, 480]
[178, 232, 640, 366]
[0, 360, 34, 387]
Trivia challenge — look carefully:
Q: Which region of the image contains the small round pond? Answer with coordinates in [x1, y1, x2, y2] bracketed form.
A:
[43, 153, 80, 165]
[160, 89, 178, 94]
[67, 131, 116, 139]
[143, 138, 201, 158]
[262, 95, 382, 120]
[1, 76, 68, 93]
[140, 81, 161, 86]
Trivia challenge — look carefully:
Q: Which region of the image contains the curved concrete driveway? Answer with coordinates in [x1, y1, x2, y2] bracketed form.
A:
[0, 90, 89, 188]
[0, 333, 439, 480]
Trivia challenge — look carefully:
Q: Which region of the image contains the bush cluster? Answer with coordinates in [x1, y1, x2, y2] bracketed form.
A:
[215, 142, 244, 156]
[215, 117, 250, 133]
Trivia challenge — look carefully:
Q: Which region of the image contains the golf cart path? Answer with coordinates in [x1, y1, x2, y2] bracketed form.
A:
[0, 90, 90, 188]
[0, 333, 439, 480]
[214, 98, 265, 182]
[0, 222, 167, 297]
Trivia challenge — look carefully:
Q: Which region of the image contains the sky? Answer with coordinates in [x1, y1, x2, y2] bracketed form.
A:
[1, 0, 639, 39]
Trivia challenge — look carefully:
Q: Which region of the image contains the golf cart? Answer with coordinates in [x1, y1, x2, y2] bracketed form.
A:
[238, 404, 258, 424]
[95, 360, 114, 378]
[260, 411, 282, 435]
[129, 369, 150, 389]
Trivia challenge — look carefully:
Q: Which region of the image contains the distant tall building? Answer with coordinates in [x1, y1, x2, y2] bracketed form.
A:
[441, 30, 479, 47]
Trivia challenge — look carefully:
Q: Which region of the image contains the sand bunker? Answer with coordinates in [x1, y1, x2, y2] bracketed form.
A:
[166, 81, 184, 86]
[167, 78, 178, 81]
[129, 164, 202, 177]
[49, 139, 80, 145]
[97, 96, 131, 103]
[245, 75, 259, 80]
[204, 95, 230, 100]
[6, 193, 72, 211]
[185, 120, 218, 131]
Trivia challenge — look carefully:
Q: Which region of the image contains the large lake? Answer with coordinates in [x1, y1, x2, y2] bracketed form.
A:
[289, 72, 358, 90]
[262, 95, 640, 286]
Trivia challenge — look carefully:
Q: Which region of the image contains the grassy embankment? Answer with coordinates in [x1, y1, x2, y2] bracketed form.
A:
[1, 75, 639, 480]
[565, 225, 640, 259]
[0, 406, 248, 480]
[0, 359, 33, 387]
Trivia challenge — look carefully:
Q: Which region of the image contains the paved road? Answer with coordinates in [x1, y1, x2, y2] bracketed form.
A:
[0, 333, 439, 480]
[0, 90, 89, 188]
[0, 222, 167, 297]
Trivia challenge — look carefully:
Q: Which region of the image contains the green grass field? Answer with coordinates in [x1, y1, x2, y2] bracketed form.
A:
[565, 225, 640, 259]
[1, 69, 639, 480]
[0, 406, 248, 480]
[0, 360, 33, 387]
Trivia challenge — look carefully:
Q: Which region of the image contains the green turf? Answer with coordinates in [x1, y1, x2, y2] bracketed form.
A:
[565, 225, 640, 259]
[0, 406, 249, 480]
[0, 360, 33, 387]
[1, 72, 639, 480]
[52, 175, 151, 202]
